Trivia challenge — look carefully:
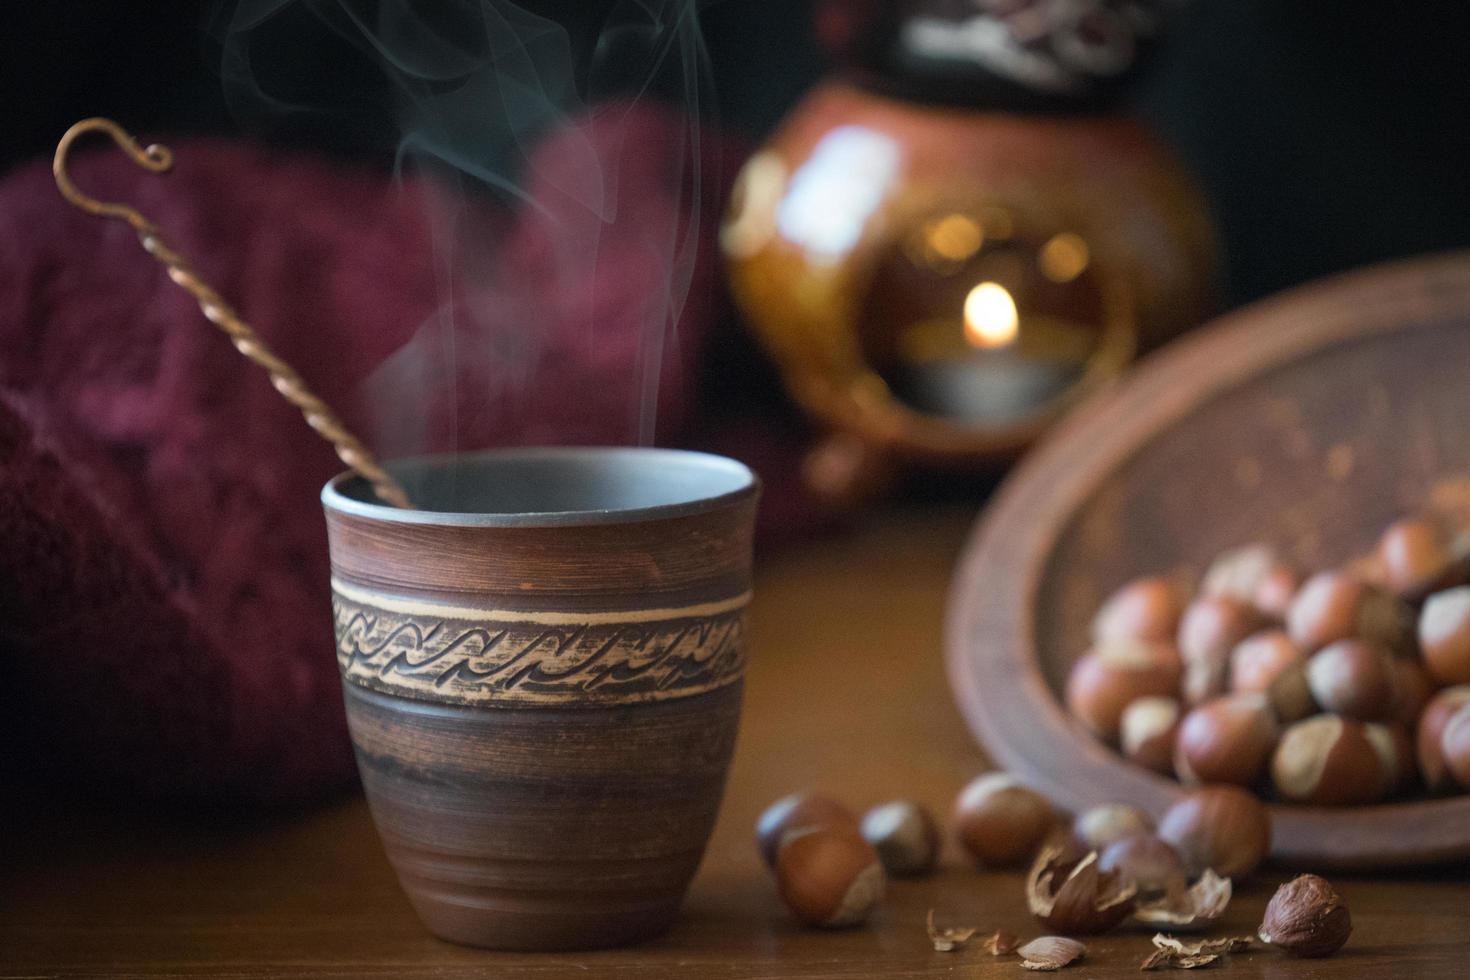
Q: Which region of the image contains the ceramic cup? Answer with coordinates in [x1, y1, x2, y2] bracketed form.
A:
[321, 448, 758, 950]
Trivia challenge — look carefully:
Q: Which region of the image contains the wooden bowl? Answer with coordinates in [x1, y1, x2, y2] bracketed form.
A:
[947, 253, 1470, 869]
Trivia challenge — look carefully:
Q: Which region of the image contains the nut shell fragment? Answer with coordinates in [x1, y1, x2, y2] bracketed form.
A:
[1026, 847, 1137, 935]
[1133, 869, 1232, 930]
[1018, 936, 1085, 971]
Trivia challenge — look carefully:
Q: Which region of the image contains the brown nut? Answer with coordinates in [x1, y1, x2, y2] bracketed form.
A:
[1073, 803, 1153, 851]
[1258, 874, 1352, 957]
[1304, 640, 1396, 721]
[952, 773, 1056, 868]
[1092, 576, 1182, 644]
[1378, 517, 1468, 602]
[1441, 702, 1470, 790]
[859, 799, 939, 877]
[1120, 696, 1181, 775]
[1097, 833, 1187, 894]
[1265, 660, 1318, 723]
[1230, 630, 1305, 696]
[1156, 785, 1271, 878]
[1065, 639, 1182, 741]
[1174, 693, 1280, 786]
[774, 826, 885, 927]
[1287, 571, 1414, 654]
[1271, 714, 1392, 805]
[1419, 586, 1470, 685]
[1202, 543, 1300, 618]
[756, 792, 857, 866]
[1418, 686, 1470, 792]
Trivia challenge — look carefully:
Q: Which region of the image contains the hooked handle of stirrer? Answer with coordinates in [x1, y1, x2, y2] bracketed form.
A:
[53, 118, 414, 510]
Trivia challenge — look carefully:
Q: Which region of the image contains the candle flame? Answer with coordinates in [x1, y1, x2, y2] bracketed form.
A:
[963, 281, 1019, 349]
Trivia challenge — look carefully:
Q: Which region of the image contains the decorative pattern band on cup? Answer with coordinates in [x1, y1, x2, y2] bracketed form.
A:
[331, 578, 750, 707]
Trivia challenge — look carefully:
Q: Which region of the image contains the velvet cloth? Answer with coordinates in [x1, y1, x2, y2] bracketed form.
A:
[0, 105, 815, 804]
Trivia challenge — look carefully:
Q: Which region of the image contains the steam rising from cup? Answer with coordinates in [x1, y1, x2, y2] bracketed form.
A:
[213, 0, 720, 464]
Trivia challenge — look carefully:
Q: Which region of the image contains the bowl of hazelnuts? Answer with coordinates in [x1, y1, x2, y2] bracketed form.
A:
[947, 254, 1470, 867]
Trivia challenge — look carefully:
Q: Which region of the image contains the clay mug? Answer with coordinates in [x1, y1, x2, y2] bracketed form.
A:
[321, 447, 758, 950]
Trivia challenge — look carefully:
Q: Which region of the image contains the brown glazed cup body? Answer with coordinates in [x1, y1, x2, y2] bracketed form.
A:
[321, 448, 758, 951]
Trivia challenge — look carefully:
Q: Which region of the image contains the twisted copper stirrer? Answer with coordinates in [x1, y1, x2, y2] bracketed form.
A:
[53, 117, 414, 509]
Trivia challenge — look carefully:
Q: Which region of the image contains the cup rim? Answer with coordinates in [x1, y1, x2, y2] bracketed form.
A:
[321, 446, 759, 528]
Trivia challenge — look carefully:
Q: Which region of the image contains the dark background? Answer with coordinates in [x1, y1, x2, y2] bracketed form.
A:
[4, 0, 1468, 307]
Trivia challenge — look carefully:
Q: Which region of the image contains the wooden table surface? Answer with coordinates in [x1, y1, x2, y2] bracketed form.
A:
[4, 507, 1469, 977]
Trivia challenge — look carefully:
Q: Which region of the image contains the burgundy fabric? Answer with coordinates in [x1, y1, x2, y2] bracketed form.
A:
[0, 103, 801, 804]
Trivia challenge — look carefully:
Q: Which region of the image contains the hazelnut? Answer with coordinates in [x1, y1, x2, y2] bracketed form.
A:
[1418, 686, 1470, 792]
[1440, 702, 1470, 790]
[1304, 640, 1396, 721]
[1378, 517, 1468, 602]
[1419, 587, 1470, 685]
[1178, 596, 1263, 703]
[1202, 543, 1300, 618]
[1073, 803, 1153, 851]
[1258, 874, 1352, 957]
[1156, 785, 1271, 878]
[1265, 660, 1318, 723]
[774, 826, 885, 928]
[859, 799, 939, 877]
[1065, 639, 1182, 741]
[1271, 714, 1392, 805]
[952, 773, 1056, 868]
[1092, 576, 1182, 644]
[756, 792, 857, 867]
[1287, 571, 1414, 655]
[1388, 656, 1434, 729]
[1097, 833, 1187, 894]
[1120, 696, 1181, 774]
[1174, 694, 1280, 786]
[1230, 630, 1304, 695]
[1364, 721, 1417, 793]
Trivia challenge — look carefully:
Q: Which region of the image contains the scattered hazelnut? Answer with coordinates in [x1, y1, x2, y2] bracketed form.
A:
[1174, 693, 1280, 786]
[1065, 639, 1182, 741]
[1418, 686, 1470, 791]
[1178, 596, 1262, 703]
[1073, 803, 1153, 851]
[1202, 543, 1300, 618]
[1287, 570, 1414, 654]
[1271, 714, 1391, 805]
[1419, 586, 1470, 685]
[1304, 639, 1396, 721]
[1364, 721, 1417, 792]
[1097, 833, 1187, 894]
[1156, 786, 1271, 878]
[1230, 630, 1304, 695]
[756, 791, 857, 867]
[1388, 656, 1434, 729]
[1120, 696, 1181, 775]
[1092, 576, 1182, 644]
[1264, 659, 1317, 723]
[1025, 847, 1137, 935]
[859, 799, 939, 877]
[1378, 517, 1467, 602]
[1440, 702, 1470, 790]
[1258, 874, 1352, 957]
[774, 826, 885, 928]
[952, 773, 1056, 868]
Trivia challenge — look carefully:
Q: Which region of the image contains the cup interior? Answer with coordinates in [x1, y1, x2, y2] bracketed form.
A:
[323, 447, 757, 526]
